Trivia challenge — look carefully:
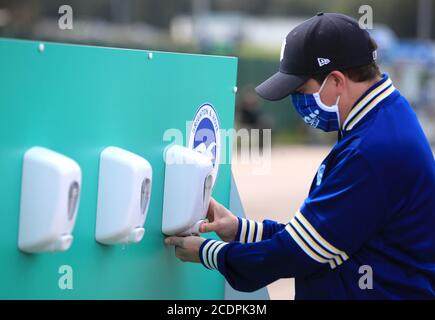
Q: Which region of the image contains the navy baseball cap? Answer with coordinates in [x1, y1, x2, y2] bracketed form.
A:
[255, 12, 377, 101]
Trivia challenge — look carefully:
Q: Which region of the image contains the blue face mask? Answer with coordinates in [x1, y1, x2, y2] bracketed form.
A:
[291, 76, 341, 132]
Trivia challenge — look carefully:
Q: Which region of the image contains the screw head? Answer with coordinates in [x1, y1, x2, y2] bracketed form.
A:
[38, 43, 45, 53]
[148, 52, 153, 60]
[233, 86, 238, 94]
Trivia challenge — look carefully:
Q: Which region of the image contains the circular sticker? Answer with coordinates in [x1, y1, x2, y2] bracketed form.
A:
[188, 103, 221, 188]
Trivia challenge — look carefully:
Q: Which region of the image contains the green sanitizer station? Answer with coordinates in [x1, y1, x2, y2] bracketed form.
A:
[0, 37, 248, 300]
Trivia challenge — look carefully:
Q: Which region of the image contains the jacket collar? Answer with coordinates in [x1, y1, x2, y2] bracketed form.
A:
[342, 73, 395, 131]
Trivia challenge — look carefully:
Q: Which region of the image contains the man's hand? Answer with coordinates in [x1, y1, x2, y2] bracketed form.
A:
[164, 236, 205, 263]
[199, 197, 239, 242]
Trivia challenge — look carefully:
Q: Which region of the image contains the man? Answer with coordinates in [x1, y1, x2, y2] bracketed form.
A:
[165, 13, 435, 299]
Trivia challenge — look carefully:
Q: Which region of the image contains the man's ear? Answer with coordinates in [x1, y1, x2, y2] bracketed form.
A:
[329, 70, 346, 93]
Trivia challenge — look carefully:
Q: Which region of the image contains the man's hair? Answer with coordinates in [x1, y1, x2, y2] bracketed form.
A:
[312, 37, 381, 84]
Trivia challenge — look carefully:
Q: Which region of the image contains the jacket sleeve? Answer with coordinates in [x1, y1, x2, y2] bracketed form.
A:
[234, 217, 286, 243]
[199, 225, 332, 292]
[199, 149, 387, 292]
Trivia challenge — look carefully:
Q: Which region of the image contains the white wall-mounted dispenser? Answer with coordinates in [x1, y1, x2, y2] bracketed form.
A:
[162, 145, 214, 236]
[18, 147, 82, 253]
[95, 146, 152, 245]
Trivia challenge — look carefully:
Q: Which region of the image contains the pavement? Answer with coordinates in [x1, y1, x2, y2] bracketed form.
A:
[232, 145, 331, 300]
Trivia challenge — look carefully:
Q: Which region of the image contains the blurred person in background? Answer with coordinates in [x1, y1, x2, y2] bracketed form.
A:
[237, 86, 273, 150]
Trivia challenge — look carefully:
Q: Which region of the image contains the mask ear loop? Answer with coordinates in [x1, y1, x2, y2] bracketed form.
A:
[318, 74, 330, 93]
[318, 74, 342, 129]
[326, 76, 342, 129]
[335, 95, 342, 129]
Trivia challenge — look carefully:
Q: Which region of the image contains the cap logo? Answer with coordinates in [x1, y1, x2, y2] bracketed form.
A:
[317, 57, 330, 67]
[280, 38, 287, 61]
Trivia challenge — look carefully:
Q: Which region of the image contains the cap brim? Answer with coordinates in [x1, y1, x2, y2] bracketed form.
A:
[255, 72, 309, 101]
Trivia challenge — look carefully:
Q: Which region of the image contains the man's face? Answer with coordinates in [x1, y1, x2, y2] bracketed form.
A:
[294, 75, 341, 107]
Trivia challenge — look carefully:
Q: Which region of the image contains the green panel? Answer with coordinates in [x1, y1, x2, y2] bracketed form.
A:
[0, 38, 238, 299]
